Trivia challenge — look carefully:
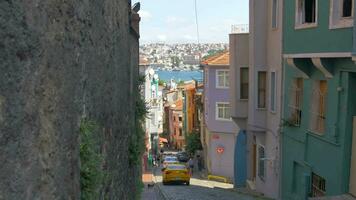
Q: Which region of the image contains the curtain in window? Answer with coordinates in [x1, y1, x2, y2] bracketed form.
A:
[240, 68, 249, 99]
[258, 72, 267, 108]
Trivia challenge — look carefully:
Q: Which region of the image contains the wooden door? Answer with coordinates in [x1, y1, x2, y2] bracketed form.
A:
[350, 117, 356, 196]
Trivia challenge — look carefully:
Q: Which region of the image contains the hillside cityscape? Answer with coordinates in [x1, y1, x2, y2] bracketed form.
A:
[139, 43, 228, 71]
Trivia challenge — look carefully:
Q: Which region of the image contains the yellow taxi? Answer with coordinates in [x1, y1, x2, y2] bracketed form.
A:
[162, 164, 190, 185]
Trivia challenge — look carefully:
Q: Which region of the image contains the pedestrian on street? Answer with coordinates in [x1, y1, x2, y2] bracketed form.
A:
[197, 154, 202, 171]
[188, 157, 194, 176]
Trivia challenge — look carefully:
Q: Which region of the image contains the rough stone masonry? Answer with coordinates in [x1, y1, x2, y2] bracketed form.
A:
[0, 0, 140, 199]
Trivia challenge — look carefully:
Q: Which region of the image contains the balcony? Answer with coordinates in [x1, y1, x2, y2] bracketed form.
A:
[231, 24, 249, 34]
[229, 32, 249, 129]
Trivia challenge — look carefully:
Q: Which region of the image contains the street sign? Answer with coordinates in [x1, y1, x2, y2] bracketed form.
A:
[216, 146, 224, 154]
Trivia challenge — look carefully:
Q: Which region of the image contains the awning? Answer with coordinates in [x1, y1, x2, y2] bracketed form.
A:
[159, 137, 168, 143]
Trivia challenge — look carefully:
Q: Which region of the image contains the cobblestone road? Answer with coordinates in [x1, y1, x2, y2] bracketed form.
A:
[153, 168, 269, 200]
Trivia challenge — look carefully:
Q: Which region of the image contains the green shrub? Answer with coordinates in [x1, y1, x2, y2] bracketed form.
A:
[80, 119, 103, 200]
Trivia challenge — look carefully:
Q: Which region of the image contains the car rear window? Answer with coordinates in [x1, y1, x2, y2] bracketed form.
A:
[165, 157, 177, 161]
[167, 165, 186, 170]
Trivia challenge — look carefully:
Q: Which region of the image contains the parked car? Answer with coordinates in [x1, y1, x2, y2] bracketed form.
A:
[177, 152, 189, 162]
[162, 164, 190, 185]
[162, 156, 179, 168]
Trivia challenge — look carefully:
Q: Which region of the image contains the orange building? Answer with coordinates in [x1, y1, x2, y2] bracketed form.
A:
[169, 99, 184, 149]
[180, 82, 197, 135]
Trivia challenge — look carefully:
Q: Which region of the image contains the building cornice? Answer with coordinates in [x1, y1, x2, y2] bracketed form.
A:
[283, 52, 352, 58]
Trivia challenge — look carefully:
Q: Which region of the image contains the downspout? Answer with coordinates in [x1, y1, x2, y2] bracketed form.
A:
[353, 1, 356, 59]
[278, 0, 285, 198]
[278, 58, 285, 200]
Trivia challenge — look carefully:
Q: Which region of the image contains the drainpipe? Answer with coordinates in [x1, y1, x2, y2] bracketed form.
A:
[278, 59, 285, 200]
[353, 1, 356, 59]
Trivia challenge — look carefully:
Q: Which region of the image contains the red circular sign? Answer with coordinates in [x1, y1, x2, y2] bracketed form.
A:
[216, 147, 224, 154]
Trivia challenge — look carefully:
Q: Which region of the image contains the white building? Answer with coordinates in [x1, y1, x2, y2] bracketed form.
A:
[139, 60, 164, 156]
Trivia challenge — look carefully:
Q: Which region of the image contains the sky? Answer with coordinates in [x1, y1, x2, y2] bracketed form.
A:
[134, 0, 249, 44]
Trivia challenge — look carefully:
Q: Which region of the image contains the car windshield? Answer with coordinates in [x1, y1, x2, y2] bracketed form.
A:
[164, 157, 177, 162]
[167, 165, 186, 170]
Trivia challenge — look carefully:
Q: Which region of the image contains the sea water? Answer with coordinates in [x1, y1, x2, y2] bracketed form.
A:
[155, 70, 203, 82]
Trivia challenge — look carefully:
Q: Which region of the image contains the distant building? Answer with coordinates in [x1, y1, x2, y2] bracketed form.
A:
[183, 55, 200, 65]
[201, 51, 239, 182]
[139, 61, 163, 157]
[169, 99, 184, 149]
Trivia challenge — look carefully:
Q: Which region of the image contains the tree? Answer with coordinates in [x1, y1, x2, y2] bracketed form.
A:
[158, 79, 166, 86]
[185, 132, 202, 155]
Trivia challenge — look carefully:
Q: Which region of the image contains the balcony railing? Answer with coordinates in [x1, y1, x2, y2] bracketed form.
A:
[231, 24, 249, 34]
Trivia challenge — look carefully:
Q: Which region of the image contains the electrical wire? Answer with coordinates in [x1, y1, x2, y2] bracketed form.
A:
[194, 0, 200, 45]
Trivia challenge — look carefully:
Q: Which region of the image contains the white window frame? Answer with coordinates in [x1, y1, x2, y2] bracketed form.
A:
[270, 71, 277, 113]
[215, 102, 232, 121]
[295, 0, 318, 29]
[329, 0, 354, 29]
[257, 144, 266, 181]
[216, 69, 229, 89]
[272, 0, 279, 29]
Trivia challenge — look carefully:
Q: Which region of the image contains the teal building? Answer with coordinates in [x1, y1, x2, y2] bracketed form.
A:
[282, 0, 356, 199]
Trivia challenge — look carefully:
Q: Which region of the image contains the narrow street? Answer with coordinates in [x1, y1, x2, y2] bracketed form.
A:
[146, 166, 269, 200]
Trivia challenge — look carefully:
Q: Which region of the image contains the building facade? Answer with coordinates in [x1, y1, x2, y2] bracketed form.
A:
[202, 51, 239, 181]
[282, 0, 356, 199]
[169, 99, 184, 150]
[229, 0, 283, 198]
[139, 65, 164, 157]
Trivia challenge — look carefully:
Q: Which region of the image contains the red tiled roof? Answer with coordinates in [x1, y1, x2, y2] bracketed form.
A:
[201, 51, 229, 66]
[139, 57, 149, 66]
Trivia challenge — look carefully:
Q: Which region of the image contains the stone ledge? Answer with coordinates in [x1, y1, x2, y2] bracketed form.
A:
[309, 194, 356, 200]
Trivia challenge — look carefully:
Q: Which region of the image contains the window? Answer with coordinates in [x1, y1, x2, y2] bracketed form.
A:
[311, 173, 326, 197]
[258, 145, 266, 180]
[216, 103, 231, 120]
[257, 72, 267, 108]
[179, 116, 182, 122]
[240, 68, 249, 99]
[270, 72, 277, 112]
[179, 128, 182, 136]
[342, 0, 353, 17]
[296, 0, 317, 27]
[310, 80, 327, 134]
[216, 70, 229, 88]
[288, 78, 303, 126]
[272, 0, 278, 28]
[330, 0, 354, 29]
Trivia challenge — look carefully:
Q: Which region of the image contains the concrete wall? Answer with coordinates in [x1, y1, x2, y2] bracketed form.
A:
[0, 0, 140, 199]
[209, 132, 236, 181]
[229, 33, 249, 130]
[248, 0, 267, 133]
[236, 0, 283, 198]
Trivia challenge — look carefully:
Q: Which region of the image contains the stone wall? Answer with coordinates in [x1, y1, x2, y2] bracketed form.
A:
[0, 0, 139, 199]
